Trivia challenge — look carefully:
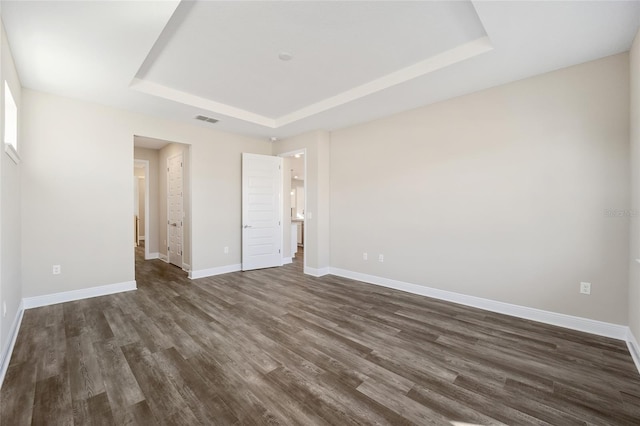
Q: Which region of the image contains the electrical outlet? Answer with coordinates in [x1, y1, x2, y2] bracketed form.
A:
[363, 252, 368, 260]
[53, 265, 61, 275]
[224, 246, 229, 254]
[580, 282, 591, 295]
[378, 254, 384, 263]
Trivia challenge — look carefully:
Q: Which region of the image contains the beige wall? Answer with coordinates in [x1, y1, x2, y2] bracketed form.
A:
[330, 53, 630, 325]
[134, 147, 159, 256]
[0, 21, 22, 366]
[629, 31, 640, 339]
[21, 89, 271, 298]
[272, 131, 330, 273]
[7, 30, 637, 351]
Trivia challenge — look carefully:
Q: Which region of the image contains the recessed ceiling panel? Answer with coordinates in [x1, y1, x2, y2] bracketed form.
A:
[4, 1, 639, 139]
[136, 1, 487, 118]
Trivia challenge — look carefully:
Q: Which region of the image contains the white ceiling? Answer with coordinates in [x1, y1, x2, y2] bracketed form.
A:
[136, 1, 487, 118]
[3, 1, 640, 140]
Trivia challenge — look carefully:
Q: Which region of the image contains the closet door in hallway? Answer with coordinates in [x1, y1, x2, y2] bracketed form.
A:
[167, 153, 183, 268]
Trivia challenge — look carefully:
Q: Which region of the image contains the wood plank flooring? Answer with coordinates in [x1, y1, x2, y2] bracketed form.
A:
[2, 245, 640, 425]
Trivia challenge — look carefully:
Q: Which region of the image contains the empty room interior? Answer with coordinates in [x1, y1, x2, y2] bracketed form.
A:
[2, 0, 640, 424]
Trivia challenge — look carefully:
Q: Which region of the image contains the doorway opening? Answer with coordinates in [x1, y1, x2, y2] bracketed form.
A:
[279, 149, 307, 271]
[133, 135, 192, 275]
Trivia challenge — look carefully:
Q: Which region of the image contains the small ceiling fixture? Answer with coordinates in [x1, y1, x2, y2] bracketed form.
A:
[278, 52, 293, 61]
[294, 153, 301, 158]
[195, 115, 218, 123]
[270, 137, 278, 142]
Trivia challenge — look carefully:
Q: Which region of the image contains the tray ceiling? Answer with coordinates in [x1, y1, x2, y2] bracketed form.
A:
[3, 1, 640, 139]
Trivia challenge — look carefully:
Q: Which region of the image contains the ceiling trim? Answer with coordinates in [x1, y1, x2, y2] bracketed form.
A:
[130, 36, 493, 129]
[129, 78, 276, 127]
[275, 36, 493, 127]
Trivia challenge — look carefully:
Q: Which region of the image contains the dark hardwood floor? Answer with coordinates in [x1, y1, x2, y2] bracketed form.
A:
[2, 244, 640, 425]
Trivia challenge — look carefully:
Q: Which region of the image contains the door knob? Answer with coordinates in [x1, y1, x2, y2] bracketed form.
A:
[170, 223, 177, 226]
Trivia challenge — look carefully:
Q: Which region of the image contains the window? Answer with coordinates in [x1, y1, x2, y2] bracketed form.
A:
[4, 81, 19, 164]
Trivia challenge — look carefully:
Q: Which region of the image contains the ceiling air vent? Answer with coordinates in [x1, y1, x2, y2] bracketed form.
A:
[195, 115, 219, 124]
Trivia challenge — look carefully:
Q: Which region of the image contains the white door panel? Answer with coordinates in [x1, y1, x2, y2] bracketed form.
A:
[168, 154, 183, 268]
[242, 153, 283, 271]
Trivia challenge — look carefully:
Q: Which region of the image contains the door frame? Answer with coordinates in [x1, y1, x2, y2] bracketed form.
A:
[166, 152, 184, 269]
[134, 159, 150, 260]
[278, 149, 307, 272]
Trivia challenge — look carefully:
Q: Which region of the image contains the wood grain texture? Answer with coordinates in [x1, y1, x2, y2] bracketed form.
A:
[2, 244, 640, 425]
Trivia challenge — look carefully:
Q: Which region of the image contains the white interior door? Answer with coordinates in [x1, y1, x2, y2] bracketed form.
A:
[242, 153, 283, 271]
[167, 154, 183, 268]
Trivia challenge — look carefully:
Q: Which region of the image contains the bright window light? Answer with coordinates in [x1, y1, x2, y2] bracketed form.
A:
[4, 81, 17, 151]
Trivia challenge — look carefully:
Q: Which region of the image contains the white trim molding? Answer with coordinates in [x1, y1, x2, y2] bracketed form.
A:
[304, 266, 330, 277]
[182, 263, 191, 272]
[159, 253, 169, 263]
[4, 143, 20, 164]
[146, 252, 160, 260]
[0, 300, 25, 389]
[627, 329, 640, 375]
[190, 264, 241, 280]
[329, 268, 628, 341]
[131, 37, 492, 129]
[23, 281, 137, 309]
[283, 257, 293, 265]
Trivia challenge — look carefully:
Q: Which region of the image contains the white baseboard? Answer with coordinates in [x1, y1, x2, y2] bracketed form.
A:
[305, 266, 330, 277]
[159, 253, 169, 263]
[190, 264, 241, 280]
[23, 280, 137, 309]
[283, 257, 293, 265]
[627, 329, 640, 375]
[329, 268, 628, 341]
[182, 263, 191, 272]
[146, 252, 160, 260]
[0, 300, 24, 389]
